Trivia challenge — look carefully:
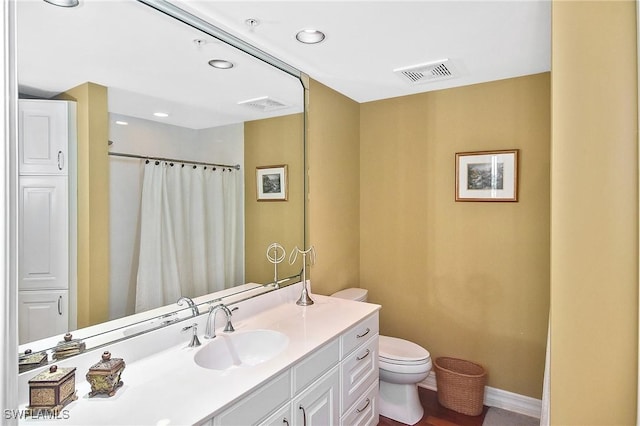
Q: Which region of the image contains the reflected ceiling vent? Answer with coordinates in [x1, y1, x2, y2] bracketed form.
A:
[394, 59, 459, 85]
[238, 96, 289, 112]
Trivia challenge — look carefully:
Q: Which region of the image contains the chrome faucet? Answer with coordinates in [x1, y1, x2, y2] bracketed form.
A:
[204, 304, 236, 339]
[177, 296, 200, 317]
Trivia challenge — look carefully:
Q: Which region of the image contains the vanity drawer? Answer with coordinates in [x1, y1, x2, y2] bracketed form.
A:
[292, 338, 340, 394]
[341, 334, 378, 413]
[340, 380, 379, 426]
[341, 312, 379, 358]
[213, 370, 291, 426]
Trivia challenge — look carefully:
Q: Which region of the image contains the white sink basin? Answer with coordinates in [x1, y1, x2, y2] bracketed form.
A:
[194, 329, 289, 370]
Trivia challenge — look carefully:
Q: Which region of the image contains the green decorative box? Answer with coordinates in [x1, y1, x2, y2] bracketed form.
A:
[86, 351, 125, 397]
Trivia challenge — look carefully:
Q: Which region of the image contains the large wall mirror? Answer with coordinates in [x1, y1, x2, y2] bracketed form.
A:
[16, 0, 305, 360]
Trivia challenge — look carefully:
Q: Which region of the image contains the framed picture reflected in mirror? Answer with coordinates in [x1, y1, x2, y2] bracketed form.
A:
[256, 165, 288, 201]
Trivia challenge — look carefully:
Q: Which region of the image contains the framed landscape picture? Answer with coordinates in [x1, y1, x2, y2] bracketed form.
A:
[455, 150, 519, 202]
[256, 165, 288, 201]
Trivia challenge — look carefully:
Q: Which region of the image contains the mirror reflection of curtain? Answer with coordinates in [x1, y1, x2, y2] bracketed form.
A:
[135, 161, 242, 313]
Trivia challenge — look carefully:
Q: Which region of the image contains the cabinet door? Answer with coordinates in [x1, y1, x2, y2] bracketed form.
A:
[18, 290, 68, 344]
[19, 100, 69, 175]
[293, 366, 340, 426]
[19, 176, 69, 290]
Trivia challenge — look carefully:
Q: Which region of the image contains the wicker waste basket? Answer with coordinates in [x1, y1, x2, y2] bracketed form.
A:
[434, 357, 487, 416]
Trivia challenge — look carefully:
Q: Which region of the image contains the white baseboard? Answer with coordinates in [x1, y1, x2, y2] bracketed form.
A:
[419, 372, 542, 419]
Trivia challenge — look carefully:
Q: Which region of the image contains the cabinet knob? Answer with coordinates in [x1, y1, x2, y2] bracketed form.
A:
[58, 295, 63, 315]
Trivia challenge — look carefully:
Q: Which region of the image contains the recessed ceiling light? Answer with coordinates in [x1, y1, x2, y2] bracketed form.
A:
[296, 29, 325, 44]
[153, 112, 169, 118]
[208, 59, 234, 69]
[115, 120, 128, 126]
[43, 0, 79, 7]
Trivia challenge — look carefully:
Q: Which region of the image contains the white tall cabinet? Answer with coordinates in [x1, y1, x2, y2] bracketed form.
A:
[17, 99, 76, 344]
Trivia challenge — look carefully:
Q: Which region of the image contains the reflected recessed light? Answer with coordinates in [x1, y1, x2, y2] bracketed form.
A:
[208, 59, 234, 69]
[43, 0, 79, 7]
[115, 120, 128, 126]
[153, 112, 169, 118]
[296, 29, 325, 44]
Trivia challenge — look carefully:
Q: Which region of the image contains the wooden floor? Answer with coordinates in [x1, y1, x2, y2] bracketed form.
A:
[378, 387, 488, 426]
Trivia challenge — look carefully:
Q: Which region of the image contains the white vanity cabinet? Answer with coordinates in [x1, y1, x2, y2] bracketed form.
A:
[18, 290, 68, 343]
[17, 99, 76, 344]
[207, 312, 379, 426]
[18, 176, 69, 290]
[18, 99, 73, 175]
[292, 365, 341, 426]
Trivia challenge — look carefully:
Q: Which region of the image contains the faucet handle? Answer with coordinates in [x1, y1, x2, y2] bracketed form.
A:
[223, 307, 238, 333]
[181, 323, 201, 347]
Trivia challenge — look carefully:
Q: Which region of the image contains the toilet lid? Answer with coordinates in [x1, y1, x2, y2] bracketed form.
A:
[379, 335, 430, 363]
[331, 288, 368, 301]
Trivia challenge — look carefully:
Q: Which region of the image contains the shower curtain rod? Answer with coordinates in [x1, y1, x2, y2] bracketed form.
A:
[108, 151, 241, 170]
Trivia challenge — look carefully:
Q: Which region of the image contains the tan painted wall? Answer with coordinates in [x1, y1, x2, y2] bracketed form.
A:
[244, 114, 304, 284]
[307, 80, 361, 296]
[550, 1, 638, 423]
[359, 73, 550, 398]
[60, 83, 110, 328]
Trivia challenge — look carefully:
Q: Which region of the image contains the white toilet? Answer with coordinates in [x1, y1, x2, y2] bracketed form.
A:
[331, 288, 432, 425]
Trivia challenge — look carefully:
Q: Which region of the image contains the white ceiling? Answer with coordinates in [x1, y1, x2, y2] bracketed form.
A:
[16, 0, 551, 128]
[179, 0, 551, 103]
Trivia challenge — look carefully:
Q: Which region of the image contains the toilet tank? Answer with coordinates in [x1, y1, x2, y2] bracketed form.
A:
[330, 287, 368, 302]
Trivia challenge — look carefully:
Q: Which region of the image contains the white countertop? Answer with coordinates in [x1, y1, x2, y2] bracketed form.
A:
[19, 286, 380, 425]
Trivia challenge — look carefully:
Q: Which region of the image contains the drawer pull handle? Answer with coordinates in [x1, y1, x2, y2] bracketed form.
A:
[356, 349, 370, 361]
[356, 398, 371, 413]
[57, 151, 64, 170]
[58, 296, 62, 315]
[356, 328, 370, 338]
[282, 418, 289, 426]
[299, 405, 307, 426]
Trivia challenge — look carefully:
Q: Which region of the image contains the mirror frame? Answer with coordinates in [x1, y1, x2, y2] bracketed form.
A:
[2, 0, 309, 403]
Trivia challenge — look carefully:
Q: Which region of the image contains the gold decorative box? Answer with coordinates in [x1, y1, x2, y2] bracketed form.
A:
[19, 349, 48, 373]
[52, 333, 86, 360]
[86, 351, 125, 397]
[27, 365, 77, 414]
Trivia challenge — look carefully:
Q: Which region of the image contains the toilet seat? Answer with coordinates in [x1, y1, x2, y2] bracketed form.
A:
[379, 335, 431, 364]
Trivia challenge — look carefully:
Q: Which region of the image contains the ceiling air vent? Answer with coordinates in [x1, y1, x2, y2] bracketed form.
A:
[238, 96, 289, 112]
[394, 59, 458, 85]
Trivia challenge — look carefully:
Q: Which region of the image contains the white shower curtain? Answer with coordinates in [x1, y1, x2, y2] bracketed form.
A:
[135, 161, 242, 313]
